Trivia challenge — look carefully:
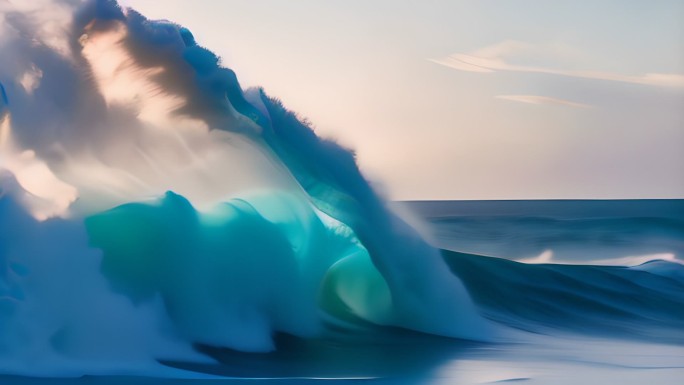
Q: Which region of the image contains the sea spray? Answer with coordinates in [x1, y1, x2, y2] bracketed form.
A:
[0, 0, 488, 374]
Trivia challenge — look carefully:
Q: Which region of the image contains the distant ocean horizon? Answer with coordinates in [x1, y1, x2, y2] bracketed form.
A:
[398, 199, 684, 266]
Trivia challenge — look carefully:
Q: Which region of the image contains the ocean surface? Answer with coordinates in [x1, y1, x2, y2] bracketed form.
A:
[403, 199, 684, 265]
[4, 199, 683, 385]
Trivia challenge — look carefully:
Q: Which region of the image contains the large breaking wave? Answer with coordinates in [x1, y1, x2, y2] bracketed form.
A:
[1, 0, 682, 379]
[0, 0, 487, 376]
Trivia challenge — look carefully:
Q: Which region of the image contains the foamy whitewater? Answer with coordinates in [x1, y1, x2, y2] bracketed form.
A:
[1, 1, 683, 382]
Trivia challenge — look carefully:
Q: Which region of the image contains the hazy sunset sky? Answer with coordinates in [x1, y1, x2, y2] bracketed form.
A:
[124, 0, 684, 200]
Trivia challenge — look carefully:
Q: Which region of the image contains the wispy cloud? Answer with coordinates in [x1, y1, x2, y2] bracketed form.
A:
[496, 94, 592, 108]
[430, 40, 684, 88]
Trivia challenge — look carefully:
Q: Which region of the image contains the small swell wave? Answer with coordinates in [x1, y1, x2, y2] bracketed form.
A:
[445, 250, 684, 342]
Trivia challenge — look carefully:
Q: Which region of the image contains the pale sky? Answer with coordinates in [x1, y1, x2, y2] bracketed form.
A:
[123, 0, 684, 200]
